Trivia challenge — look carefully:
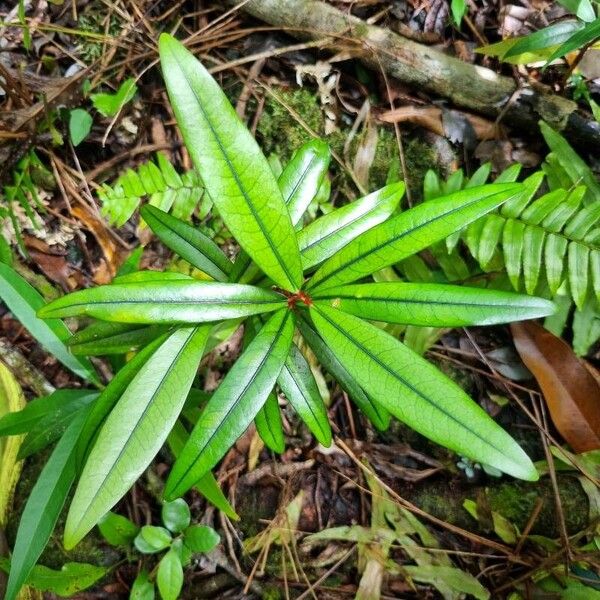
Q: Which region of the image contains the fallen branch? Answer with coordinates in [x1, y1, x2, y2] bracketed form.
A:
[224, 0, 600, 151]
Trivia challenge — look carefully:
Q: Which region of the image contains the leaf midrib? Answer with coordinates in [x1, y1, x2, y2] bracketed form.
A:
[314, 293, 540, 312]
[169, 312, 290, 493]
[314, 306, 509, 458]
[310, 191, 510, 290]
[171, 51, 298, 291]
[299, 199, 386, 255]
[281, 360, 328, 440]
[68, 328, 198, 536]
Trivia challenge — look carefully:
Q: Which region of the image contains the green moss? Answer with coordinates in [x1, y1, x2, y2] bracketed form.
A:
[409, 476, 588, 537]
[256, 88, 439, 198]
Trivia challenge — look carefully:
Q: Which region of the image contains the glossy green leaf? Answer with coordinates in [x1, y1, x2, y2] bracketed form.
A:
[135, 526, 172, 554]
[158, 34, 302, 291]
[307, 184, 522, 291]
[558, 0, 596, 21]
[310, 303, 538, 480]
[64, 325, 210, 548]
[0, 262, 99, 384]
[296, 316, 390, 430]
[183, 525, 220, 553]
[130, 571, 155, 600]
[4, 408, 89, 600]
[98, 511, 140, 546]
[39, 281, 286, 324]
[314, 282, 555, 327]
[167, 420, 239, 520]
[476, 214, 504, 269]
[298, 182, 404, 270]
[279, 139, 331, 226]
[278, 343, 331, 446]
[157, 548, 183, 600]
[141, 205, 232, 281]
[254, 393, 285, 453]
[0, 389, 84, 437]
[504, 20, 583, 58]
[112, 270, 193, 284]
[165, 309, 294, 499]
[545, 18, 600, 65]
[76, 333, 169, 463]
[0, 363, 25, 530]
[68, 321, 168, 356]
[18, 391, 97, 459]
[162, 499, 191, 533]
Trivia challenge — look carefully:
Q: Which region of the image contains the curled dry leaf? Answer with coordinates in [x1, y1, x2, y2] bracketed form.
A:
[378, 106, 503, 141]
[511, 321, 600, 453]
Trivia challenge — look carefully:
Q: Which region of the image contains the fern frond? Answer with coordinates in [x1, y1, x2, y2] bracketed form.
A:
[466, 182, 599, 309]
[98, 152, 208, 226]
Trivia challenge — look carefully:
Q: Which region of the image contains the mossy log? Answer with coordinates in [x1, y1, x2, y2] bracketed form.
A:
[225, 0, 600, 152]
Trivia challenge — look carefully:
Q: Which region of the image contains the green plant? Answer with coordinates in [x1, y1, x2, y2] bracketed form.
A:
[423, 121, 600, 355]
[1, 34, 558, 600]
[0, 150, 53, 255]
[478, 0, 600, 66]
[97, 152, 208, 226]
[99, 500, 219, 599]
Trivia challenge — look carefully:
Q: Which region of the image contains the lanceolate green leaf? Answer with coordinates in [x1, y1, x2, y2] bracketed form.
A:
[314, 282, 555, 327]
[0, 263, 99, 384]
[64, 325, 210, 548]
[503, 20, 583, 58]
[279, 139, 331, 226]
[298, 182, 404, 270]
[310, 303, 538, 481]
[167, 420, 239, 520]
[68, 321, 168, 356]
[254, 393, 285, 453]
[38, 281, 286, 324]
[18, 391, 97, 459]
[296, 316, 390, 431]
[545, 18, 600, 65]
[165, 309, 294, 500]
[141, 205, 232, 281]
[158, 34, 302, 291]
[76, 334, 169, 463]
[307, 184, 522, 291]
[5, 408, 89, 600]
[278, 343, 331, 446]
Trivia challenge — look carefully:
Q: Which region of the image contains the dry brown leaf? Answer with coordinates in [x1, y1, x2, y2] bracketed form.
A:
[511, 321, 600, 453]
[378, 106, 503, 141]
[70, 204, 125, 281]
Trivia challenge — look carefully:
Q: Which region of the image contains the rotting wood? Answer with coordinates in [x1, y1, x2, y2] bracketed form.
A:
[224, 0, 600, 152]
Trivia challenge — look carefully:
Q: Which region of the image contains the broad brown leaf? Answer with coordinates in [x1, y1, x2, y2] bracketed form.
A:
[511, 321, 600, 453]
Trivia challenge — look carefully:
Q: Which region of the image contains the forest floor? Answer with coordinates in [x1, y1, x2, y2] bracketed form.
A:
[0, 1, 599, 599]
